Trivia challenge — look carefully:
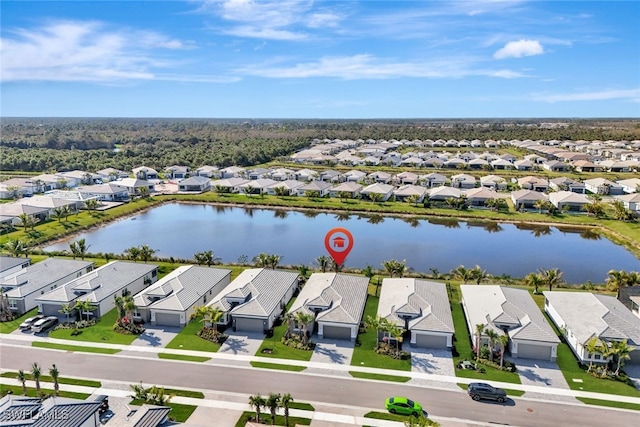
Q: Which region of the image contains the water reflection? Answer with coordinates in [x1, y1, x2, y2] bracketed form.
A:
[243, 207, 255, 217]
[516, 223, 552, 237]
[428, 217, 460, 228]
[273, 209, 288, 219]
[366, 214, 385, 224]
[466, 221, 503, 233]
[334, 212, 351, 222]
[302, 210, 320, 218]
[402, 217, 421, 228]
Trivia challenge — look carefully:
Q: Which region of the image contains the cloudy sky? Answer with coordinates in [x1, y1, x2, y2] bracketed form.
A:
[1, 0, 639, 118]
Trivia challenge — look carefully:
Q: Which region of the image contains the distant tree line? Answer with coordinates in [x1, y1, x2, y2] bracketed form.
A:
[1, 118, 639, 172]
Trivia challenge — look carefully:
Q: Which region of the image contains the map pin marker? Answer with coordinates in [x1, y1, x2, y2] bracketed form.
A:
[324, 227, 354, 267]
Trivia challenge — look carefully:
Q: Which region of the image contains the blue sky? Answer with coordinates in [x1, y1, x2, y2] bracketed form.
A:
[1, 0, 639, 118]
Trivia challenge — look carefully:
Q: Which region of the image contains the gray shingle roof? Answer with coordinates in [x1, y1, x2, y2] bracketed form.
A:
[0, 397, 102, 427]
[4, 259, 93, 298]
[208, 268, 298, 317]
[289, 273, 369, 326]
[378, 279, 454, 334]
[128, 404, 171, 427]
[462, 285, 559, 343]
[134, 265, 231, 311]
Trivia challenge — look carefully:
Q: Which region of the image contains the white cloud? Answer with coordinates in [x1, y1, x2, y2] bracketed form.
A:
[0, 20, 195, 82]
[237, 54, 526, 80]
[533, 88, 640, 103]
[494, 39, 544, 59]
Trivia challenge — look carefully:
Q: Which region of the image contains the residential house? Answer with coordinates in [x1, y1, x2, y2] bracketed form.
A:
[329, 182, 363, 199]
[367, 171, 393, 184]
[428, 186, 462, 202]
[480, 175, 507, 191]
[219, 166, 246, 179]
[319, 170, 342, 182]
[115, 178, 155, 197]
[444, 158, 467, 169]
[617, 178, 640, 194]
[0, 203, 51, 227]
[0, 256, 31, 279]
[615, 193, 640, 217]
[211, 177, 249, 193]
[133, 265, 231, 327]
[207, 268, 299, 333]
[132, 166, 158, 180]
[360, 183, 394, 201]
[342, 170, 367, 183]
[549, 177, 586, 194]
[76, 183, 130, 202]
[164, 165, 190, 180]
[36, 261, 158, 319]
[57, 170, 98, 187]
[618, 286, 640, 319]
[468, 158, 489, 170]
[513, 159, 534, 171]
[378, 278, 454, 349]
[288, 272, 369, 341]
[265, 180, 306, 196]
[572, 160, 601, 173]
[195, 165, 220, 178]
[420, 173, 447, 188]
[297, 181, 332, 197]
[239, 179, 278, 195]
[178, 176, 211, 192]
[544, 291, 640, 365]
[542, 160, 570, 172]
[422, 157, 444, 168]
[393, 185, 427, 203]
[450, 174, 476, 189]
[464, 187, 499, 207]
[394, 171, 419, 185]
[490, 159, 514, 170]
[517, 176, 548, 192]
[0, 395, 102, 427]
[247, 167, 272, 180]
[2, 258, 93, 315]
[583, 178, 624, 195]
[548, 191, 590, 212]
[269, 168, 296, 181]
[295, 169, 320, 182]
[461, 285, 560, 361]
[511, 190, 549, 210]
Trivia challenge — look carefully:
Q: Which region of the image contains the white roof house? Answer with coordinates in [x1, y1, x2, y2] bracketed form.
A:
[134, 265, 231, 327]
[461, 285, 560, 361]
[393, 185, 427, 202]
[378, 279, 454, 349]
[360, 183, 394, 201]
[207, 268, 299, 333]
[289, 273, 369, 341]
[548, 191, 590, 211]
[544, 291, 640, 365]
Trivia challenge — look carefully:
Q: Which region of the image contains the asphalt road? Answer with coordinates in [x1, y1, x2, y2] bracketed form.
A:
[1, 345, 636, 427]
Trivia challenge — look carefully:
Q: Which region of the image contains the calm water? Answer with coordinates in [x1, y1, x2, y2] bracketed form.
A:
[45, 203, 640, 284]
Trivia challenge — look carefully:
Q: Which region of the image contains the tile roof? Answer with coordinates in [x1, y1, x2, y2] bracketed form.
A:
[4, 258, 93, 298]
[289, 273, 369, 326]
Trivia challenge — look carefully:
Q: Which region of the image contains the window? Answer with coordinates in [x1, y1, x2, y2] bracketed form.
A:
[203, 296, 207, 304]
[8, 299, 17, 309]
[594, 354, 601, 360]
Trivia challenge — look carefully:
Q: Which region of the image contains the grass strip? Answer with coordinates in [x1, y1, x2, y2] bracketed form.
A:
[576, 397, 640, 411]
[0, 384, 90, 400]
[158, 353, 211, 363]
[289, 402, 315, 411]
[32, 341, 121, 354]
[130, 399, 197, 423]
[349, 371, 411, 383]
[163, 389, 205, 399]
[0, 371, 101, 388]
[250, 361, 306, 372]
[235, 411, 311, 427]
[363, 411, 440, 426]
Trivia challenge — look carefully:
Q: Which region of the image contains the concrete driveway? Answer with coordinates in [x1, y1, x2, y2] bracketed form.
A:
[511, 358, 579, 402]
[130, 325, 181, 348]
[410, 348, 455, 376]
[623, 364, 640, 389]
[218, 331, 265, 356]
[310, 338, 355, 365]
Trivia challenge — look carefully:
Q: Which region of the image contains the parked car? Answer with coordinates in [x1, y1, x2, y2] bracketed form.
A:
[94, 395, 109, 415]
[467, 382, 507, 403]
[31, 316, 59, 333]
[19, 314, 46, 330]
[385, 396, 424, 416]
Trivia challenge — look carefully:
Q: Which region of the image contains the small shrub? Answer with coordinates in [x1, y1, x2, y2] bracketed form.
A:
[196, 328, 227, 344]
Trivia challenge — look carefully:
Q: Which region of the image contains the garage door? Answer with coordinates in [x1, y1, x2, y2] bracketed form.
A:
[628, 349, 640, 365]
[415, 333, 448, 349]
[235, 317, 264, 332]
[322, 325, 352, 341]
[154, 312, 181, 327]
[41, 304, 62, 317]
[518, 343, 552, 360]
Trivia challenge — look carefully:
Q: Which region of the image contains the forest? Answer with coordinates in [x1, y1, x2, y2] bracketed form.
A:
[1, 118, 639, 173]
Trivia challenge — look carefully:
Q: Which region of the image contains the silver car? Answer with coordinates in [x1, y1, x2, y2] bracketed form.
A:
[31, 316, 59, 333]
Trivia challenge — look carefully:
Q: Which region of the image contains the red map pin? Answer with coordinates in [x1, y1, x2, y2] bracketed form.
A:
[324, 227, 354, 267]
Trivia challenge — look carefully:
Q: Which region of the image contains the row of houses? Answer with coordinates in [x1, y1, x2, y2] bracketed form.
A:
[3, 257, 639, 368]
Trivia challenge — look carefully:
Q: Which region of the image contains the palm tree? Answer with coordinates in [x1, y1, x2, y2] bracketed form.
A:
[606, 269, 640, 298]
[75, 299, 93, 321]
[523, 272, 544, 294]
[59, 303, 75, 322]
[534, 199, 547, 214]
[387, 322, 404, 358]
[17, 369, 27, 395]
[49, 364, 60, 396]
[122, 295, 137, 324]
[484, 328, 500, 362]
[68, 241, 80, 259]
[538, 268, 565, 292]
[584, 336, 600, 372]
[71, 238, 90, 260]
[52, 207, 67, 222]
[451, 265, 474, 284]
[612, 339, 635, 376]
[253, 252, 270, 268]
[248, 394, 266, 423]
[17, 213, 34, 232]
[124, 246, 141, 262]
[470, 265, 489, 285]
[138, 186, 151, 200]
[366, 315, 390, 349]
[294, 311, 315, 345]
[280, 393, 294, 427]
[382, 259, 407, 278]
[266, 392, 281, 425]
[474, 323, 485, 359]
[138, 245, 156, 263]
[3, 239, 26, 257]
[499, 335, 509, 368]
[85, 198, 99, 213]
[31, 363, 42, 397]
[267, 254, 281, 269]
[314, 255, 330, 273]
[203, 306, 224, 337]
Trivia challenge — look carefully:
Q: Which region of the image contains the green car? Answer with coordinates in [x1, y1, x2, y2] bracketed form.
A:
[385, 396, 424, 417]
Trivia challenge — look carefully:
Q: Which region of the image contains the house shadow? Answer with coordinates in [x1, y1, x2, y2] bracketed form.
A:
[219, 337, 250, 354]
[313, 344, 348, 364]
[411, 355, 438, 373]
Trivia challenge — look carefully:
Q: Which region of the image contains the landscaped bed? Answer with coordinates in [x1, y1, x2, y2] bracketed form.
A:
[235, 411, 311, 427]
[48, 309, 139, 345]
[165, 319, 223, 352]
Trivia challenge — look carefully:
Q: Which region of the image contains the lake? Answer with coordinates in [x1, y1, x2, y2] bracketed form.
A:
[44, 203, 640, 284]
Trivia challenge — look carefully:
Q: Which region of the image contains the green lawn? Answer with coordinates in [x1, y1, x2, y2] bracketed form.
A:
[349, 371, 411, 383]
[0, 371, 101, 388]
[576, 397, 640, 411]
[0, 384, 90, 400]
[250, 361, 306, 372]
[163, 388, 205, 399]
[32, 341, 121, 354]
[130, 399, 197, 423]
[450, 301, 521, 384]
[235, 411, 311, 427]
[164, 320, 222, 352]
[363, 411, 440, 426]
[0, 308, 38, 334]
[350, 295, 411, 371]
[158, 353, 211, 363]
[48, 309, 138, 345]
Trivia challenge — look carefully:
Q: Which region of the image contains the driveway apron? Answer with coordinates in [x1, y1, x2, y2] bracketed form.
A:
[511, 358, 579, 402]
[218, 331, 265, 356]
[130, 325, 181, 348]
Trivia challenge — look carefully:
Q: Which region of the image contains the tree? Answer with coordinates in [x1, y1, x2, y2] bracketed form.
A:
[606, 269, 640, 298]
[17, 213, 34, 232]
[138, 245, 156, 263]
[583, 200, 606, 218]
[73, 238, 90, 260]
[475, 323, 485, 359]
[74, 299, 93, 321]
[523, 272, 544, 294]
[368, 192, 384, 203]
[194, 250, 219, 267]
[249, 394, 266, 423]
[366, 315, 390, 349]
[406, 194, 420, 206]
[17, 369, 27, 395]
[314, 255, 330, 273]
[338, 191, 352, 202]
[382, 259, 407, 278]
[124, 246, 140, 262]
[49, 364, 60, 396]
[294, 311, 315, 345]
[280, 393, 294, 427]
[267, 254, 281, 269]
[31, 363, 42, 397]
[52, 207, 67, 223]
[122, 294, 137, 324]
[85, 198, 99, 213]
[387, 322, 404, 358]
[59, 303, 75, 322]
[610, 200, 633, 221]
[470, 265, 489, 285]
[499, 334, 509, 368]
[612, 339, 635, 376]
[538, 268, 565, 292]
[3, 239, 26, 257]
[584, 337, 602, 372]
[451, 265, 474, 283]
[362, 265, 375, 280]
[484, 328, 500, 362]
[138, 186, 151, 200]
[253, 252, 270, 268]
[266, 392, 281, 425]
